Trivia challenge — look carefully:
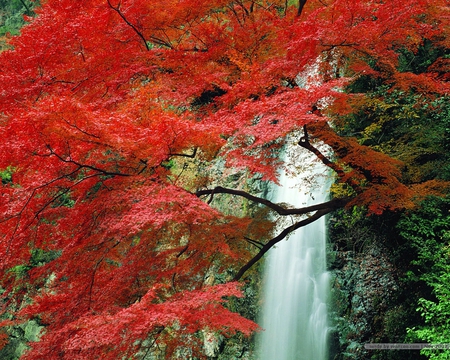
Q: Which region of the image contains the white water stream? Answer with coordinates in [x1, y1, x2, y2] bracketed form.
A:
[259, 149, 330, 360]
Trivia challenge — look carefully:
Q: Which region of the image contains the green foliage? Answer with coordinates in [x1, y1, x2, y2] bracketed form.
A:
[0, 167, 13, 185]
[161, 159, 176, 170]
[338, 90, 450, 183]
[397, 197, 450, 273]
[398, 197, 450, 358]
[6, 249, 60, 281]
[330, 206, 375, 253]
[346, 74, 385, 94]
[0, 0, 39, 37]
[398, 40, 449, 74]
[413, 276, 450, 359]
[0, 246, 59, 359]
[51, 190, 75, 208]
[29, 248, 60, 267]
[7, 265, 30, 280]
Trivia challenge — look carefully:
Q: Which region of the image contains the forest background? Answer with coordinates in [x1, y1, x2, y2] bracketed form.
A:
[0, 1, 450, 359]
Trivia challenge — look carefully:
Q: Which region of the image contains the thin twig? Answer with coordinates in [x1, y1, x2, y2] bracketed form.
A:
[107, 0, 150, 51]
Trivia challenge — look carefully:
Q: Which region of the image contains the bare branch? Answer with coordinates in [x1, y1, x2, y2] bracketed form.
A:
[298, 125, 364, 193]
[195, 169, 351, 279]
[62, 117, 101, 139]
[169, 148, 197, 159]
[297, 0, 307, 17]
[196, 186, 350, 215]
[107, 0, 150, 51]
[298, 125, 345, 178]
[244, 236, 264, 249]
[46, 144, 132, 177]
[234, 208, 330, 280]
[18, 0, 32, 16]
[149, 35, 173, 49]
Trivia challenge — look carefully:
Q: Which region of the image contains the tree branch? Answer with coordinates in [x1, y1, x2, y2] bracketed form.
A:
[196, 186, 350, 215]
[244, 236, 264, 249]
[18, 0, 32, 16]
[298, 125, 345, 179]
[107, 0, 150, 51]
[62, 117, 101, 139]
[298, 125, 364, 193]
[297, 0, 308, 17]
[234, 208, 330, 280]
[46, 145, 132, 177]
[169, 148, 197, 158]
[197, 183, 350, 279]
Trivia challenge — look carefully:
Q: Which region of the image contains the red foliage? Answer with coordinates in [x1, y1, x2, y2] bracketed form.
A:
[0, 331, 8, 351]
[0, 0, 448, 358]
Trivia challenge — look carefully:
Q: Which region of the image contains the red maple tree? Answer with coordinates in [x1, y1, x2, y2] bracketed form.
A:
[0, 0, 448, 358]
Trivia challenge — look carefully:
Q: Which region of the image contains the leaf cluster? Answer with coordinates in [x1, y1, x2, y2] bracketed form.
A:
[398, 197, 450, 359]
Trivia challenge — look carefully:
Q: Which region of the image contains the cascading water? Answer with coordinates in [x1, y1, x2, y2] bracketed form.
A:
[259, 148, 330, 360]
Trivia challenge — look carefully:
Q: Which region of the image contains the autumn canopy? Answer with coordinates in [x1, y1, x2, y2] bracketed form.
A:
[0, 0, 448, 358]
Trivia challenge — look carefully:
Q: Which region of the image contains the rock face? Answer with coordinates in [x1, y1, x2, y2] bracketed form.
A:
[196, 163, 266, 360]
[327, 210, 426, 360]
[329, 244, 399, 359]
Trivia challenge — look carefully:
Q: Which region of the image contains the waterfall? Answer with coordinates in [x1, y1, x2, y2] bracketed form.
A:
[258, 148, 330, 360]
